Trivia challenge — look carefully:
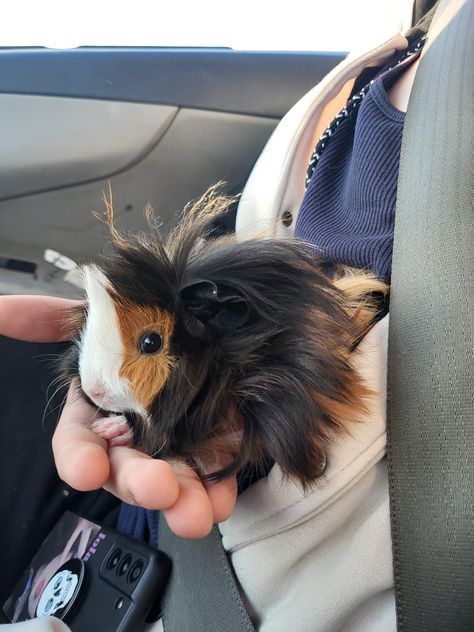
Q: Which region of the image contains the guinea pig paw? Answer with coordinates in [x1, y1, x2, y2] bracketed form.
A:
[90, 416, 134, 447]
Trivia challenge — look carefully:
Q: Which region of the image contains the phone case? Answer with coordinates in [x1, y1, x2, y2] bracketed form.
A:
[3, 510, 170, 631]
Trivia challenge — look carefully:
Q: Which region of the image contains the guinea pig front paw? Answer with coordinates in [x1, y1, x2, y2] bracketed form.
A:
[90, 415, 134, 447]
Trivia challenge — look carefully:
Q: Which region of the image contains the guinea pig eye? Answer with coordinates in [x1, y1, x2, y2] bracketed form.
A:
[139, 332, 163, 355]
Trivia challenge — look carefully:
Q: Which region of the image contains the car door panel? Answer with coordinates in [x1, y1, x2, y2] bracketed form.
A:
[0, 48, 345, 117]
[0, 48, 344, 296]
[0, 94, 178, 199]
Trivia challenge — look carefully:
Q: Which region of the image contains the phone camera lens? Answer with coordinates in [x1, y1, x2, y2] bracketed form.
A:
[106, 547, 122, 571]
[127, 560, 144, 584]
[117, 554, 133, 576]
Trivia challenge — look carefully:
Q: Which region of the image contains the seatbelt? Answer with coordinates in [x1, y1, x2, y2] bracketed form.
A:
[387, 1, 474, 630]
[158, 522, 256, 631]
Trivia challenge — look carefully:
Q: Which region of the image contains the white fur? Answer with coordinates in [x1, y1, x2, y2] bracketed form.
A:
[79, 265, 145, 415]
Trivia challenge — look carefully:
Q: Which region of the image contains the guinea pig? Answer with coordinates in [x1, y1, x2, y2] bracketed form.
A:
[60, 187, 388, 486]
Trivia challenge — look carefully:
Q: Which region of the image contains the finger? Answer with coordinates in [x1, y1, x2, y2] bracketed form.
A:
[52, 384, 110, 491]
[106, 451, 235, 538]
[199, 452, 238, 524]
[105, 447, 180, 510]
[0, 295, 82, 342]
[53, 385, 181, 509]
[162, 453, 238, 537]
[203, 474, 238, 524]
[161, 462, 215, 539]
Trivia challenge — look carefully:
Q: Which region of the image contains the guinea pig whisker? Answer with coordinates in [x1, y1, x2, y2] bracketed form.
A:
[42, 378, 71, 430]
[44, 382, 68, 416]
[31, 353, 63, 362]
[150, 436, 168, 459]
[45, 372, 66, 396]
[44, 373, 70, 406]
[176, 364, 200, 393]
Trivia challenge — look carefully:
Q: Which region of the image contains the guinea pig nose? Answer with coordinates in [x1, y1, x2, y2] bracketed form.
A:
[89, 387, 105, 400]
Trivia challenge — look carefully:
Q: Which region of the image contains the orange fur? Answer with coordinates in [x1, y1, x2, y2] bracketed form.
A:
[312, 384, 372, 431]
[112, 296, 176, 408]
[333, 267, 389, 350]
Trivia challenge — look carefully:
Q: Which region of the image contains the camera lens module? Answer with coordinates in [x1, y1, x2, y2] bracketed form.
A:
[106, 547, 122, 571]
[117, 554, 133, 576]
[127, 560, 144, 584]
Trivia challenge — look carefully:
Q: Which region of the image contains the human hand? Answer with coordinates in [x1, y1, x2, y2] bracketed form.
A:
[0, 294, 237, 538]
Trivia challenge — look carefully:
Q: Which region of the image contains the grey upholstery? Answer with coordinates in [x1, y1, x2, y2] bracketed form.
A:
[158, 523, 255, 631]
[387, 0, 474, 629]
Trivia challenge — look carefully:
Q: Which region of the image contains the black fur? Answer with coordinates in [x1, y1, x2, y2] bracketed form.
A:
[61, 193, 374, 486]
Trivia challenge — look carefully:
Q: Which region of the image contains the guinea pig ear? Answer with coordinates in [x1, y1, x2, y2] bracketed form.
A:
[179, 280, 249, 338]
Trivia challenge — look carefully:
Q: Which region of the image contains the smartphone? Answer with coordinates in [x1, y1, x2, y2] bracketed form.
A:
[3, 510, 170, 631]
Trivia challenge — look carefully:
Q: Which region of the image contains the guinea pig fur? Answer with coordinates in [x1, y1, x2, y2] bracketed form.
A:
[60, 188, 388, 486]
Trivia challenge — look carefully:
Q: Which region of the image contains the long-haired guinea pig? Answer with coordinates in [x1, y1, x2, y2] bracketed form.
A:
[60, 187, 388, 486]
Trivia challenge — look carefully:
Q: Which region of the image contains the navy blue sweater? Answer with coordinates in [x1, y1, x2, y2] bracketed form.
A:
[295, 60, 414, 283]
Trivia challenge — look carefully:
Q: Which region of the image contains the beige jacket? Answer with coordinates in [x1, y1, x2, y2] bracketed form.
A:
[216, 316, 392, 632]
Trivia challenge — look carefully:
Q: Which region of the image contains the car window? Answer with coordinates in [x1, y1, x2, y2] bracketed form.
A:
[1, 0, 407, 52]
[0, 0, 411, 299]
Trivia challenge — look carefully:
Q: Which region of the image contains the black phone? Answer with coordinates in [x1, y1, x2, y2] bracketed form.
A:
[2, 510, 170, 631]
